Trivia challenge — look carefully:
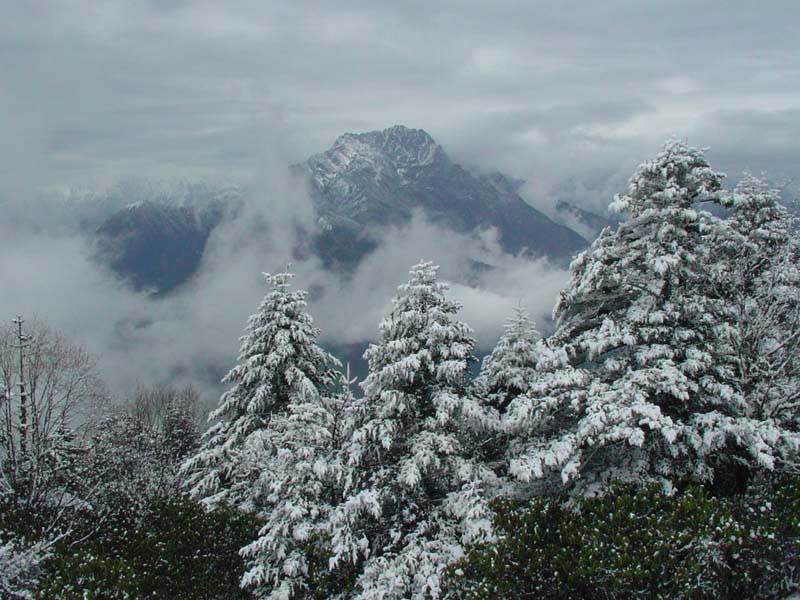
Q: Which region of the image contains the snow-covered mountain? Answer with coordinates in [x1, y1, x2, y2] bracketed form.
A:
[91, 126, 593, 293]
[86, 182, 239, 294]
[297, 125, 586, 269]
[554, 200, 616, 241]
[94, 200, 227, 294]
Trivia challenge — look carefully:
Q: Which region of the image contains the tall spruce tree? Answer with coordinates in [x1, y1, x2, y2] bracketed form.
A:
[478, 305, 541, 413]
[506, 140, 798, 496]
[239, 369, 359, 600]
[181, 272, 340, 510]
[328, 261, 494, 600]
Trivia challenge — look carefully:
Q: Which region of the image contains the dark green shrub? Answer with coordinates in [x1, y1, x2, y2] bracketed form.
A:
[728, 475, 800, 597]
[446, 479, 800, 600]
[303, 533, 361, 600]
[36, 495, 260, 599]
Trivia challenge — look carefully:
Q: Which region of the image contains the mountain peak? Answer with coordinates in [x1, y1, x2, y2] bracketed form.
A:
[309, 125, 446, 186]
[298, 125, 587, 269]
[337, 124, 436, 152]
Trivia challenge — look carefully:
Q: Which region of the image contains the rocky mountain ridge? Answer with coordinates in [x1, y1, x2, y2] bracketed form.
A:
[297, 126, 586, 269]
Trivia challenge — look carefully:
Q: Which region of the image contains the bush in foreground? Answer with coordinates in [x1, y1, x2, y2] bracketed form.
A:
[36, 496, 260, 599]
[446, 478, 800, 600]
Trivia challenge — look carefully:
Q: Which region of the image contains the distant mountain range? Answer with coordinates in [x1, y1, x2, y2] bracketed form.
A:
[89, 125, 608, 294]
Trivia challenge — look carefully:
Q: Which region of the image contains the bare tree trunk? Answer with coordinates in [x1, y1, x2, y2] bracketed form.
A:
[13, 316, 28, 458]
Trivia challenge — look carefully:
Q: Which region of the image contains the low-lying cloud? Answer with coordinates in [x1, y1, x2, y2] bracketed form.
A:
[0, 175, 570, 405]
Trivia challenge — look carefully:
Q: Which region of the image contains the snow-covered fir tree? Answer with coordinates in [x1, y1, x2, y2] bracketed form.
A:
[477, 305, 541, 413]
[328, 261, 494, 600]
[239, 369, 359, 600]
[505, 140, 799, 496]
[714, 175, 800, 451]
[181, 271, 341, 510]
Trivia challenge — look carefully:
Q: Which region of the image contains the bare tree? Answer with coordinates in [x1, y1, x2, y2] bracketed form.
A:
[85, 384, 201, 519]
[128, 383, 201, 474]
[0, 317, 108, 511]
[130, 384, 200, 434]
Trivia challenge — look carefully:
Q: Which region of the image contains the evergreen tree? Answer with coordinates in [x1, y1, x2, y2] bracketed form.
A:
[328, 261, 494, 600]
[239, 370, 359, 600]
[708, 175, 800, 490]
[477, 305, 540, 413]
[506, 140, 798, 496]
[181, 272, 340, 510]
[719, 175, 800, 421]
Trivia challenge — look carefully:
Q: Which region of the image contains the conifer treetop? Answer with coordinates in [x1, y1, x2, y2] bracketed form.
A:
[727, 174, 795, 242]
[213, 270, 338, 426]
[479, 305, 541, 412]
[610, 138, 725, 215]
[362, 260, 475, 400]
[330, 261, 493, 600]
[182, 269, 340, 509]
[507, 140, 798, 496]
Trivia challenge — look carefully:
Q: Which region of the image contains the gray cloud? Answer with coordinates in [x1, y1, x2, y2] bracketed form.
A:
[2, 0, 797, 202]
[690, 109, 800, 179]
[1, 1, 798, 401]
[0, 190, 566, 404]
[303, 213, 568, 349]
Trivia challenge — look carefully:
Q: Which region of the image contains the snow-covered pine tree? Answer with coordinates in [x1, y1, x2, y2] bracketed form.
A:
[712, 175, 800, 472]
[181, 271, 341, 510]
[478, 305, 541, 413]
[506, 140, 798, 497]
[239, 369, 359, 600]
[328, 261, 494, 600]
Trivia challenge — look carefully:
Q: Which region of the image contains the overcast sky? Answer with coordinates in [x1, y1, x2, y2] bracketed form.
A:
[1, 1, 798, 399]
[2, 0, 798, 203]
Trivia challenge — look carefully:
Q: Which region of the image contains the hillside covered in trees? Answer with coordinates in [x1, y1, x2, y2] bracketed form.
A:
[2, 140, 799, 599]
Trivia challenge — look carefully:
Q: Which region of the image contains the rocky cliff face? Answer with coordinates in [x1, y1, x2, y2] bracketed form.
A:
[554, 200, 616, 242]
